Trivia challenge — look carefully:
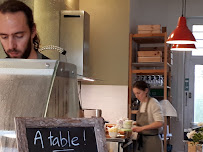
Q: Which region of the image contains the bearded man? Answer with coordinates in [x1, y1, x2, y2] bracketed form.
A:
[0, 0, 48, 59]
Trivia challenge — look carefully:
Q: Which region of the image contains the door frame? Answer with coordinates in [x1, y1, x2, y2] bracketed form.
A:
[184, 17, 203, 128]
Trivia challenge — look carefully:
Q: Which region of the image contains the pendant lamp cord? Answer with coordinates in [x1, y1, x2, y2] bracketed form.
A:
[184, 0, 186, 17]
[182, 0, 187, 17]
[182, 0, 184, 16]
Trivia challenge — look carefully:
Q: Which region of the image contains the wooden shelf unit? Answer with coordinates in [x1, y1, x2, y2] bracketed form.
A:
[131, 33, 166, 44]
[128, 32, 172, 152]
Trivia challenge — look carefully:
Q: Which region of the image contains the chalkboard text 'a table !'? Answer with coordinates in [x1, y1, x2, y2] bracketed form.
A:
[15, 117, 107, 152]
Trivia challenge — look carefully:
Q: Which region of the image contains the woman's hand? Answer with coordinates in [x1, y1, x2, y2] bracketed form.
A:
[131, 121, 163, 132]
[132, 126, 144, 132]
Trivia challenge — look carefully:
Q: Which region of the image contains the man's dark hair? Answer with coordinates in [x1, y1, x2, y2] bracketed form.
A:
[0, 0, 40, 51]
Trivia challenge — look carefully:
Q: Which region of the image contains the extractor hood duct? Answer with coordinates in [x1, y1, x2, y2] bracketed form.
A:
[59, 10, 90, 79]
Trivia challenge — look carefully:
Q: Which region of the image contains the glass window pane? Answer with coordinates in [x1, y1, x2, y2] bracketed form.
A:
[193, 25, 203, 31]
[193, 32, 203, 39]
[195, 41, 203, 48]
[192, 49, 203, 56]
[192, 25, 203, 56]
[194, 65, 203, 122]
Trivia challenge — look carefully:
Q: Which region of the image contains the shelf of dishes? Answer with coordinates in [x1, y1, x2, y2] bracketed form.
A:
[134, 75, 164, 87]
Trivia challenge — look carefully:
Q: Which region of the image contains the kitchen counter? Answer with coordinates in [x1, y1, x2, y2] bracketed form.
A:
[106, 135, 134, 152]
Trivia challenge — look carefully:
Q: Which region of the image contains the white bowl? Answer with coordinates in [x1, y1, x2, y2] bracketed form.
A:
[109, 132, 118, 138]
[123, 120, 133, 129]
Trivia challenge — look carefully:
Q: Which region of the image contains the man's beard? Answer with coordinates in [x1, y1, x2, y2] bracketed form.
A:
[5, 37, 32, 59]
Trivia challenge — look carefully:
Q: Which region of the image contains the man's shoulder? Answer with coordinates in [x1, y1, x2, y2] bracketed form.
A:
[37, 52, 49, 59]
[41, 54, 49, 59]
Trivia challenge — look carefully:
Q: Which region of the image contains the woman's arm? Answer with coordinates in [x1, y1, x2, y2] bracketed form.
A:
[132, 121, 163, 133]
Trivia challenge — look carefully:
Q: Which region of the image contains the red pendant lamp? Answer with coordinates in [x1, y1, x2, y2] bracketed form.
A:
[166, 0, 196, 44]
[171, 44, 196, 51]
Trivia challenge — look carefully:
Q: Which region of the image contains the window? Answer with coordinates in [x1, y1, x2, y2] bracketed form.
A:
[192, 24, 203, 122]
[194, 65, 203, 122]
[192, 25, 203, 56]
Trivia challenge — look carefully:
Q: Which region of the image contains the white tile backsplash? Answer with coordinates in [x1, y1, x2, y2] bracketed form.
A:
[81, 85, 128, 124]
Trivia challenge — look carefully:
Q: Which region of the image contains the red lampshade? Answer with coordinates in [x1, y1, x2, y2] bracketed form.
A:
[167, 17, 196, 44]
[171, 44, 196, 51]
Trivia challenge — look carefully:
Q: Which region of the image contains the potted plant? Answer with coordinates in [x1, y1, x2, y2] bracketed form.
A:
[187, 124, 203, 152]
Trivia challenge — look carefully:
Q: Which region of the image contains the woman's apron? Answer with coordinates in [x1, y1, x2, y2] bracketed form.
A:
[136, 99, 163, 152]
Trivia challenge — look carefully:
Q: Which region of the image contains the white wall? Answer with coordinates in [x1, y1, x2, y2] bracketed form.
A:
[81, 85, 128, 124]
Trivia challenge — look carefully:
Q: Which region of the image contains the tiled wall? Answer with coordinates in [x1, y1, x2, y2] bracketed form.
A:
[81, 84, 128, 124]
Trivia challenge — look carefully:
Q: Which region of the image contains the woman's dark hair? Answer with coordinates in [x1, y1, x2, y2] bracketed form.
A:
[0, 0, 40, 51]
[132, 80, 151, 91]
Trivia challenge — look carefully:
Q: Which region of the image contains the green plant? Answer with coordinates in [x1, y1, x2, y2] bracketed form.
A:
[187, 128, 203, 143]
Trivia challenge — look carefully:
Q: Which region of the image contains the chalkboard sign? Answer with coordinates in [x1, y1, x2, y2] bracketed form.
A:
[15, 117, 107, 152]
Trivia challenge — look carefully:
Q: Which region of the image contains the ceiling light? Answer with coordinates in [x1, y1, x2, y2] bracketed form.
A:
[171, 44, 196, 51]
[166, 0, 196, 44]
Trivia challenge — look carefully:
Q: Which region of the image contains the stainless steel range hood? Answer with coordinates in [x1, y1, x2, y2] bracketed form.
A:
[59, 10, 90, 79]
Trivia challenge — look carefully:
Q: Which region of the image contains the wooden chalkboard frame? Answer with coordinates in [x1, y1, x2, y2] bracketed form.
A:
[15, 117, 107, 152]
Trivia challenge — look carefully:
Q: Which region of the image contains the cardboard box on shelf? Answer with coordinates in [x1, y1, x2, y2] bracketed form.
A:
[138, 57, 162, 63]
[138, 30, 161, 34]
[138, 24, 161, 34]
[137, 50, 162, 63]
[138, 51, 162, 57]
[139, 47, 164, 51]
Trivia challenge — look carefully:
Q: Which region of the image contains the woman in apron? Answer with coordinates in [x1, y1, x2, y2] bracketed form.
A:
[132, 81, 164, 152]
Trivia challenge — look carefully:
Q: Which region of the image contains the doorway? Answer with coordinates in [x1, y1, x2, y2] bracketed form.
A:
[184, 17, 203, 129]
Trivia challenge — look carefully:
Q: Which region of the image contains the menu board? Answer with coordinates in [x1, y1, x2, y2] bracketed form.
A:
[15, 117, 107, 152]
